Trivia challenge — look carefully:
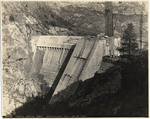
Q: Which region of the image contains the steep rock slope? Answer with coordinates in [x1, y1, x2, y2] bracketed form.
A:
[2, 2, 74, 115]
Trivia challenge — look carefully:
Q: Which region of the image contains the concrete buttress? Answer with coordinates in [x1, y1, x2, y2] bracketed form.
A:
[50, 37, 106, 104]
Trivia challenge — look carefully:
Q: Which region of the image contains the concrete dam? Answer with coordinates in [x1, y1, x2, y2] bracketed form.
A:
[31, 35, 113, 103]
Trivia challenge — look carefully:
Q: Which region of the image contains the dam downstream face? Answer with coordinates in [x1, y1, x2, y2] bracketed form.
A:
[30, 36, 106, 103]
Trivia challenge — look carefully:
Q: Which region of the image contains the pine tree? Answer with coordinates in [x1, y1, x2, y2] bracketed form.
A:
[119, 23, 138, 57]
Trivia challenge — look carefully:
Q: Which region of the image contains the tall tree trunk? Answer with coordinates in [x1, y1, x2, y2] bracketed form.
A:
[129, 37, 131, 58]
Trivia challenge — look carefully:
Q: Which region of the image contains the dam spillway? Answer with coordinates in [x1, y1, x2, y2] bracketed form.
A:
[31, 36, 82, 88]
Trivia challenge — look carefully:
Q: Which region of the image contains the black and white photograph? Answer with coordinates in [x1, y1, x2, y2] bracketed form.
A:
[1, 0, 149, 117]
